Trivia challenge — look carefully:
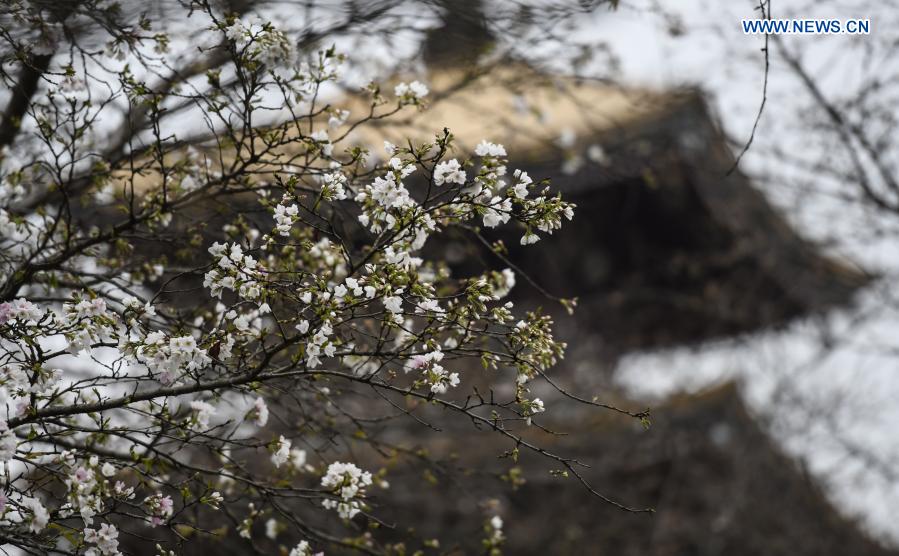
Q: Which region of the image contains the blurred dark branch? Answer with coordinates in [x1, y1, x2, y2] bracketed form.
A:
[0, 1, 77, 150]
[0, 52, 52, 150]
[422, 0, 492, 68]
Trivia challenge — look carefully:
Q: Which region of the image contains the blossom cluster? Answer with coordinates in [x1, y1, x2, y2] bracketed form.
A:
[320, 462, 374, 519]
[0, 8, 583, 552]
[135, 332, 212, 385]
[223, 18, 293, 66]
[405, 348, 460, 394]
[394, 80, 429, 104]
[203, 242, 264, 300]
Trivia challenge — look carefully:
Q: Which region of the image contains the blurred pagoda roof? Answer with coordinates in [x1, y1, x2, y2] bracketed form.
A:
[373, 382, 897, 556]
[351, 65, 869, 355]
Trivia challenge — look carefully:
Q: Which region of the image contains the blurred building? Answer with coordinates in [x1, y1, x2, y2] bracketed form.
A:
[344, 5, 886, 553]
[379, 383, 894, 556]
[362, 65, 868, 362]
[116, 5, 882, 552]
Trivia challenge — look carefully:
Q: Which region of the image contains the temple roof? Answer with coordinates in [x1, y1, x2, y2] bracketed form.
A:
[361, 67, 868, 353]
[375, 382, 897, 555]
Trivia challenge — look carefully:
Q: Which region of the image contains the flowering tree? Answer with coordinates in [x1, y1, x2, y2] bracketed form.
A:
[0, 1, 643, 554]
